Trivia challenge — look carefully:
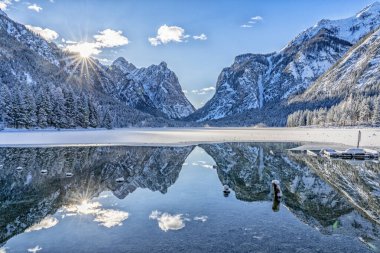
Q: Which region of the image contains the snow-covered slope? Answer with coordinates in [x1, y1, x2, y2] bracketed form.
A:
[107, 58, 195, 119]
[287, 2, 380, 48]
[190, 2, 380, 123]
[0, 12, 61, 66]
[291, 27, 380, 102]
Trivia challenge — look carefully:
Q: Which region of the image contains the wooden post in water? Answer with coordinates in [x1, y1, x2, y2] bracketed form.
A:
[357, 130, 361, 148]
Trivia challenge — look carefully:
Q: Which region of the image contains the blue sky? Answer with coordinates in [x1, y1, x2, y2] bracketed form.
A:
[1, 0, 376, 107]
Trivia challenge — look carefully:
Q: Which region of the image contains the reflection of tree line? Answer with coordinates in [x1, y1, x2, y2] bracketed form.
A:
[0, 143, 380, 247]
[200, 143, 380, 248]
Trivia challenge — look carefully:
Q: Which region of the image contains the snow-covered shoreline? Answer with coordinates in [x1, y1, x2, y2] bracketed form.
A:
[0, 127, 379, 148]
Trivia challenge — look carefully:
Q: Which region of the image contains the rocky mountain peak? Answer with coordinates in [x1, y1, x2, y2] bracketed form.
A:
[159, 61, 167, 68]
[112, 57, 137, 74]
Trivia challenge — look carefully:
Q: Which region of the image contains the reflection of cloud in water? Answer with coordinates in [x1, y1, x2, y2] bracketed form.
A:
[62, 201, 129, 228]
[27, 246, 42, 253]
[194, 216, 208, 222]
[94, 210, 129, 228]
[190, 161, 214, 169]
[149, 211, 185, 232]
[25, 216, 59, 232]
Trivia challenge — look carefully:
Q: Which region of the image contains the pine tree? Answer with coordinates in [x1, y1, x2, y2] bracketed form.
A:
[36, 87, 49, 128]
[22, 85, 37, 128]
[63, 87, 77, 128]
[0, 84, 12, 128]
[103, 110, 113, 129]
[88, 97, 99, 128]
[76, 93, 89, 128]
[373, 97, 380, 127]
[13, 87, 28, 128]
[359, 99, 370, 125]
[51, 87, 67, 129]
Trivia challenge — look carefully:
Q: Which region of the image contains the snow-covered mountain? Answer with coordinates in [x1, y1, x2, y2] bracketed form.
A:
[0, 11, 193, 129]
[107, 57, 195, 119]
[292, 27, 380, 103]
[190, 2, 380, 124]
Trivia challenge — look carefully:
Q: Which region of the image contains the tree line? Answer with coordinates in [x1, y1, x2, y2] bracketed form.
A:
[287, 95, 380, 127]
[0, 83, 113, 129]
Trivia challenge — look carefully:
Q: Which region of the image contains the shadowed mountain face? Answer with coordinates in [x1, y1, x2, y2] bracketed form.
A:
[0, 143, 380, 250]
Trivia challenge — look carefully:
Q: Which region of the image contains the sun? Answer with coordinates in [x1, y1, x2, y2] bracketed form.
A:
[66, 42, 100, 59]
[79, 49, 92, 58]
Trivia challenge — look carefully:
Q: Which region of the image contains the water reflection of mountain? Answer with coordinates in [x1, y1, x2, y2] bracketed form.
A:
[200, 143, 380, 248]
[0, 146, 194, 243]
[1, 143, 380, 249]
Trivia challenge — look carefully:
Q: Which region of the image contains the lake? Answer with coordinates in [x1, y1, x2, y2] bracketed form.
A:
[0, 143, 379, 253]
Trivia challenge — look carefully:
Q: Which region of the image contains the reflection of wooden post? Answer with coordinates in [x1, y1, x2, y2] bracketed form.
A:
[357, 130, 361, 148]
[272, 197, 280, 212]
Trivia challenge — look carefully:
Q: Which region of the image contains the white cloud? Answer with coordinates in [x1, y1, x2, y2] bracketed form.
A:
[94, 57, 113, 65]
[241, 15, 263, 28]
[65, 40, 77, 44]
[0, 0, 12, 10]
[65, 29, 129, 57]
[0, 247, 8, 253]
[27, 246, 42, 253]
[25, 25, 59, 42]
[28, 3, 42, 12]
[191, 86, 216, 95]
[149, 25, 187, 46]
[149, 210, 186, 232]
[251, 16, 263, 21]
[193, 33, 207, 40]
[94, 29, 129, 47]
[26, 216, 59, 232]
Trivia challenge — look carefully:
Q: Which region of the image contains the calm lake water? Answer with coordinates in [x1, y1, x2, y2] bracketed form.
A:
[0, 143, 380, 253]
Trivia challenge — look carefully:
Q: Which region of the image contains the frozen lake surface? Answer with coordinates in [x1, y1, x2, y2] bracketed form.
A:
[1, 142, 380, 252]
[0, 127, 379, 147]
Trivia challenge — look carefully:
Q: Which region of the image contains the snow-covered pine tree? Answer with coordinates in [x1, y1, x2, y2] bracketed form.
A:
[359, 99, 370, 125]
[63, 87, 77, 128]
[103, 110, 113, 129]
[0, 84, 12, 128]
[373, 97, 380, 127]
[51, 87, 67, 129]
[36, 87, 49, 128]
[22, 85, 37, 128]
[76, 93, 89, 128]
[88, 97, 99, 128]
